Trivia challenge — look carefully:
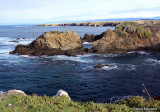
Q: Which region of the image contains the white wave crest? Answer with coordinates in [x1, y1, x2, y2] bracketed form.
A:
[102, 64, 118, 70]
[127, 51, 150, 55]
[83, 42, 92, 45]
[146, 58, 160, 64]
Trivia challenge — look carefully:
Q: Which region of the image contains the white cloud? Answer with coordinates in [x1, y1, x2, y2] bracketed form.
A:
[0, 0, 160, 25]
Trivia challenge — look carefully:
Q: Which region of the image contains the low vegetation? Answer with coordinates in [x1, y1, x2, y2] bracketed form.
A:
[142, 31, 152, 38]
[114, 25, 126, 37]
[58, 31, 63, 34]
[122, 21, 138, 26]
[0, 95, 159, 112]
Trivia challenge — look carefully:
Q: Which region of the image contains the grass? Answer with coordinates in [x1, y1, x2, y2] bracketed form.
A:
[0, 95, 159, 112]
[122, 21, 138, 26]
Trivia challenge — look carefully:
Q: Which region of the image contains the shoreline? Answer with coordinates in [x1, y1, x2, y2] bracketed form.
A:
[0, 89, 159, 112]
[36, 20, 160, 27]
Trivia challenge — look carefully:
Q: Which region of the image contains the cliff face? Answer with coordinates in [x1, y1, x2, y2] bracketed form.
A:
[91, 23, 160, 54]
[10, 31, 84, 56]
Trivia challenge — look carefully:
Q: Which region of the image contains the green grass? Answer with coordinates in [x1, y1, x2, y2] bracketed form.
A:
[0, 95, 159, 112]
[58, 31, 63, 34]
[122, 21, 138, 26]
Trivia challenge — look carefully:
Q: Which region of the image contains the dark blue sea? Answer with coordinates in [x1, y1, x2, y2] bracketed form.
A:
[0, 25, 160, 103]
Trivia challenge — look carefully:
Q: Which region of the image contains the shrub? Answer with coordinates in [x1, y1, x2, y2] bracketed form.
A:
[58, 31, 63, 34]
[142, 31, 151, 38]
[135, 27, 142, 32]
[114, 25, 126, 37]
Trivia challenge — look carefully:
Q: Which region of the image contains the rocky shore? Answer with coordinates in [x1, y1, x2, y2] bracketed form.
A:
[0, 89, 159, 112]
[10, 21, 160, 56]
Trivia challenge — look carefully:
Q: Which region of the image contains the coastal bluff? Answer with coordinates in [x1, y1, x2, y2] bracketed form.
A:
[36, 20, 160, 27]
[10, 30, 85, 56]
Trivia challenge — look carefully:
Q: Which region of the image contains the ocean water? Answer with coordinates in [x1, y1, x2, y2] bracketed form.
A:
[0, 25, 160, 103]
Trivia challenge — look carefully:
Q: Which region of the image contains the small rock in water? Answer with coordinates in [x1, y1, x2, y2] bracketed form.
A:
[94, 64, 110, 69]
[9, 40, 19, 43]
[55, 89, 71, 100]
[16, 38, 20, 40]
[23, 38, 26, 39]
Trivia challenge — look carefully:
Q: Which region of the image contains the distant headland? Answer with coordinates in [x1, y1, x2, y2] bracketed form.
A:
[36, 20, 160, 27]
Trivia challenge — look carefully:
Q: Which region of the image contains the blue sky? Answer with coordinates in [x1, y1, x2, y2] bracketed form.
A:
[0, 0, 160, 25]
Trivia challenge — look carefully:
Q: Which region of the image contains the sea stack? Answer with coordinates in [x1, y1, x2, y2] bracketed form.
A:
[10, 30, 85, 56]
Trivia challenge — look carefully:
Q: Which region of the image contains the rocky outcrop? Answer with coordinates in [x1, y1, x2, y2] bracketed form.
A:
[55, 89, 71, 100]
[10, 31, 86, 56]
[82, 32, 106, 42]
[0, 90, 26, 98]
[91, 24, 160, 54]
[82, 34, 96, 42]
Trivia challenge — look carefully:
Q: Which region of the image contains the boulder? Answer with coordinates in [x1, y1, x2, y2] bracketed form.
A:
[0, 90, 26, 98]
[10, 30, 85, 56]
[55, 89, 71, 100]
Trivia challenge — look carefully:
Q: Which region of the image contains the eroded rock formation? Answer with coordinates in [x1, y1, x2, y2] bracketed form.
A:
[91, 23, 160, 54]
[10, 30, 85, 56]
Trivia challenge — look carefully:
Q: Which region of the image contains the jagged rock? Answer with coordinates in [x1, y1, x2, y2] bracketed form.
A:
[55, 89, 71, 100]
[94, 64, 111, 69]
[91, 24, 160, 54]
[0, 90, 26, 98]
[10, 30, 85, 56]
[82, 34, 96, 42]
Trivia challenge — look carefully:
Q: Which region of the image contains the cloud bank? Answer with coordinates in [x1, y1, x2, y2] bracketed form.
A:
[0, 0, 160, 25]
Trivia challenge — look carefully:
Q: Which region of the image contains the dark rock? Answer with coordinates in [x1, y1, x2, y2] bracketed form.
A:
[94, 64, 110, 69]
[17, 38, 20, 40]
[9, 40, 19, 43]
[83, 34, 96, 42]
[153, 96, 160, 101]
